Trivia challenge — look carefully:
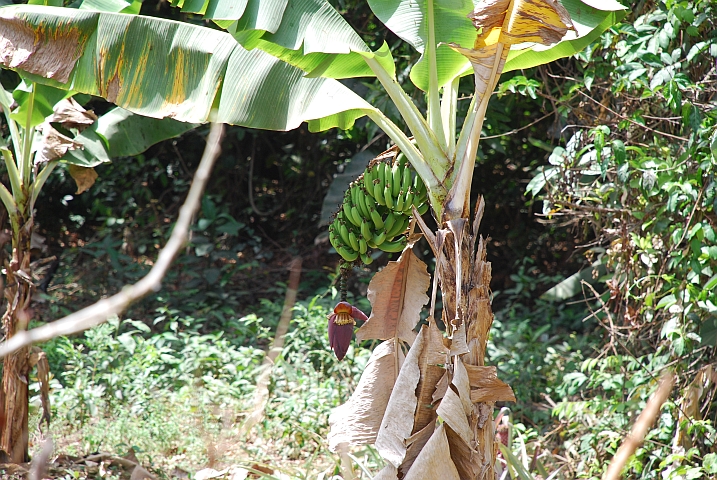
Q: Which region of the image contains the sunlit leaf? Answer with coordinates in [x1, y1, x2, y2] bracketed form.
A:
[0, 5, 375, 132]
[367, 0, 477, 91]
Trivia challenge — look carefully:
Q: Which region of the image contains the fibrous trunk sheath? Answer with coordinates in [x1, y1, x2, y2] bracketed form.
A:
[0, 216, 33, 462]
[435, 202, 503, 479]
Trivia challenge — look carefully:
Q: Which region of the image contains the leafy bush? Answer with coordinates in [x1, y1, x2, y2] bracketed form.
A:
[524, 0, 717, 477]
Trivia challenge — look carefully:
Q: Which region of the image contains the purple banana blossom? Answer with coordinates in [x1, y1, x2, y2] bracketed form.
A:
[328, 301, 368, 360]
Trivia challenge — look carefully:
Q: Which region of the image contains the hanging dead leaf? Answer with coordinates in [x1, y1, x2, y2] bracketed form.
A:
[68, 164, 98, 194]
[464, 364, 516, 403]
[328, 341, 403, 451]
[374, 328, 425, 468]
[674, 364, 716, 449]
[436, 359, 473, 445]
[356, 248, 430, 346]
[453, 358, 473, 415]
[445, 422, 481, 480]
[372, 463, 398, 480]
[449, 320, 469, 356]
[468, 0, 575, 48]
[49, 97, 97, 130]
[412, 320, 448, 436]
[432, 372, 449, 404]
[399, 421, 435, 477]
[29, 347, 51, 429]
[35, 124, 82, 164]
[403, 423, 460, 480]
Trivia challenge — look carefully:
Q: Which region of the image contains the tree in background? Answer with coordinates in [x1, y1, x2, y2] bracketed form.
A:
[0, 0, 623, 472]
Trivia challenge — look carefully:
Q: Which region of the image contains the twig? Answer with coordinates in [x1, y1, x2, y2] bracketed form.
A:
[555, 200, 630, 214]
[603, 372, 675, 480]
[481, 111, 553, 140]
[240, 256, 302, 436]
[575, 90, 689, 142]
[0, 123, 225, 358]
[29, 438, 52, 480]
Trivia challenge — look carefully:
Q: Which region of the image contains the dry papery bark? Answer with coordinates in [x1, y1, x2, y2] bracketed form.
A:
[329, 196, 515, 479]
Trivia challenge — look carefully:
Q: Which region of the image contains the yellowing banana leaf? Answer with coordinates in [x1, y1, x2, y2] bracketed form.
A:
[369, 0, 623, 91]
[444, 0, 621, 217]
[0, 5, 375, 132]
[503, 0, 627, 72]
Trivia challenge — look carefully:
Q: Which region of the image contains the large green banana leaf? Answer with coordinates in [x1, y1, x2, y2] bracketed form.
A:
[0, 5, 376, 131]
[165, 0, 389, 80]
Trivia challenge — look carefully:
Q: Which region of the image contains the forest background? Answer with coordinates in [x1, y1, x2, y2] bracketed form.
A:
[0, 0, 715, 478]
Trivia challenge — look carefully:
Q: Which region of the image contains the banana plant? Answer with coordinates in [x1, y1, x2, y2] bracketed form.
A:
[0, 0, 626, 471]
[0, 76, 194, 461]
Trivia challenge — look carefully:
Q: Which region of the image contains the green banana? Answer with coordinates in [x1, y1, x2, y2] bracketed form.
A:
[378, 162, 387, 190]
[350, 206, 363, 227]
[360, 219, 373, 240]
[373, 230, 387, 246]
[359, 237, 368, 255]
[383, 211, 397, 234]
[396, 190, 405, 211]
[412, 189, 423, 208]
[348, 231, 360, 252]
[395, 152, 406, 167]
[391, 164, 401, 198]
[402, 191, 414, 213]
[418, 203, 429, 215]
[338, 223, 352, 247]
[337, 245, 359, 262]
[329, 228, 341, 249]
[401, 165, 411, 192]
[415, 174, 426, 197]
[349, 187, 360, 216]
[379, 239, 406, 253]
[364, 191, 377, 211]
[386, 215, 409, 238]
[374, 181, 386, 206]
[363, 167, 375, 193]
[367, 237, 377, 249]
[342, 202, 359, 227]
[353, 186, 369, 219]
[383, 184, 394, 209]
[360, 252, 373, 265]
[369, 208, 385, 230]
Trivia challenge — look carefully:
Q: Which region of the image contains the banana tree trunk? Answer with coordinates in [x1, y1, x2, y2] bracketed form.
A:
[1, 212, 34, 463]
[435, 203, 500, 478]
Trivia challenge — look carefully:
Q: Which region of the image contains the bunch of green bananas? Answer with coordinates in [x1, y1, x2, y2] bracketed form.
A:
[329, 156, 428, 264]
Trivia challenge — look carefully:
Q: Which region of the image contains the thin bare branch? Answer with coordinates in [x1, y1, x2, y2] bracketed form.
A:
[0, 123, 225, 358]
[604, 372, 675, 480]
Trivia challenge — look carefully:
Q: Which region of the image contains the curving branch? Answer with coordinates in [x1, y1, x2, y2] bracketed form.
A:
[0, 123, 225, 358]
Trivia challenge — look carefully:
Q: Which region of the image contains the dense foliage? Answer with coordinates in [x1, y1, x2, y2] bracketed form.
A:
[0, 0, 713, 478]
[524, 0, 717, 477]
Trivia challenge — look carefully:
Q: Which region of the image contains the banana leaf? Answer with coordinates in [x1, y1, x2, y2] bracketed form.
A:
[0, 5, 376, 132]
